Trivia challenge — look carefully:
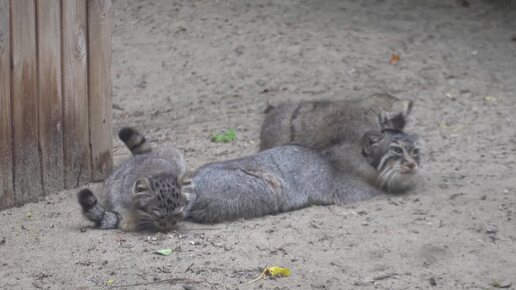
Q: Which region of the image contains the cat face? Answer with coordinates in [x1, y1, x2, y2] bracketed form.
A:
[132, 172, 188, 231]
[361, 129, 421, 192]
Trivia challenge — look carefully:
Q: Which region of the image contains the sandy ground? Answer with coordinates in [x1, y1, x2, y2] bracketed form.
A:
[1, 0, 516, 289]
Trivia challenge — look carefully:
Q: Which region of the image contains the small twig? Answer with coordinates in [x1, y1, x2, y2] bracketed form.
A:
[110, 277, 197, 288]
[184, 262, 194, 273]
[246, 269, 267, 285]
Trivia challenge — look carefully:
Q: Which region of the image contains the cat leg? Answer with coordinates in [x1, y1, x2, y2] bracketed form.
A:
[77, 189, 120, 229]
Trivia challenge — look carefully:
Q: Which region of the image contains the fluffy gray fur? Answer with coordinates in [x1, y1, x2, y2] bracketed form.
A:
[78, 127, 187, 232]
[184, 128, 420, 224]
[260, 93, 413, 151]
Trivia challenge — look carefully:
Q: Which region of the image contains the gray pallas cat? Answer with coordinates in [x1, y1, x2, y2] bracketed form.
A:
[78, 128, 188, 232]
[260, 93, 413, 151]
[184, 127, 421, 224]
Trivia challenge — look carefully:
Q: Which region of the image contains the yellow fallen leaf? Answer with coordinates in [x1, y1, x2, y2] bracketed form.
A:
[267, 266, 291, 277]
[247, 266, 291, 284]
[106, 279, 114, 286]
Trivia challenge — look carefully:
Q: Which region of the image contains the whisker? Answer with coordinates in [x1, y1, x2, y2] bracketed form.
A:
[384, 171, 394, 192]
[377, 164, 394, 181]
[376, 167, 389, 187]
[379, 168, 395, 190]
[387, 171, 399, 192]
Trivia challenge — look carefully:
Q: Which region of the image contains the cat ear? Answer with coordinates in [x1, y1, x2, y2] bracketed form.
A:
[379, 100, 413, 130]
[133, 177, 152, 208]
[134, 178, 149, 193]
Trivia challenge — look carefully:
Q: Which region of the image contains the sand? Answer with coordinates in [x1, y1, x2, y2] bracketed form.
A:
[1, 0, 515, 289]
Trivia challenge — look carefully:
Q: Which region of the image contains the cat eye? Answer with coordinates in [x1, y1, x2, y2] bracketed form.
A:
[412, 148, 420, 155]
[390, 146, 403, 154]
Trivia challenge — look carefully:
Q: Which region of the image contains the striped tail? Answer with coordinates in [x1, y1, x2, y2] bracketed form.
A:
[118, 127, 152, 155]
[77, 189, 119, 229]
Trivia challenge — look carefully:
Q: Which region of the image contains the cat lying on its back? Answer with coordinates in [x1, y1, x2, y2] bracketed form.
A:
[78, 128, 188, 232]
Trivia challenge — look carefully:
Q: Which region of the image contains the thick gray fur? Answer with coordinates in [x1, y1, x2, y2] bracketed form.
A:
[185, 127, 420, 224]
[185, 145, 337, 223]
[260, 93, 413, 151]
[78, 127, 188, 232]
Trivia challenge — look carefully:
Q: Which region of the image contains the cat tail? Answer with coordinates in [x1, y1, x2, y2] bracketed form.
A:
[77, 189, 119, 229]
[118, 127, 152, 155]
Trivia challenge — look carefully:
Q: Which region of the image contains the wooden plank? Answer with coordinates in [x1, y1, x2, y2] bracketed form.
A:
[62, 0, 91, 189]
[37, 0, 64, 194]
[0, 0, 13, 208]
[87, 0, 112, 181]
[10, 0, 43, 204]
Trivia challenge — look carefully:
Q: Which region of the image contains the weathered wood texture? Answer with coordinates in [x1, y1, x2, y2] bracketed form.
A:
[0, 0, 13, 208]
[37, 0, 64, 194]
[0, 0, 113, 209]
[10, 0, 42, 205]
[62, 0, 91, 189]
[88, 0, 113, 181]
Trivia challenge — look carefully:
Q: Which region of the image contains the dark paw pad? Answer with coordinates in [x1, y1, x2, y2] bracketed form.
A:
[77, 189, 97, 210]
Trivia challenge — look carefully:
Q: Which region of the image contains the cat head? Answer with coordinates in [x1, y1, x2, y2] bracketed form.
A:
[132, 172, 188, 231]
[361, 128, 421, 193]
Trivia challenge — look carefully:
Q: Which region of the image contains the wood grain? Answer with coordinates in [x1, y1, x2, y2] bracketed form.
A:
[37, 0, 64, 194]
[10, 0, 43, 204]
[87, 0, 113, 181]
[62, 0, 91, 189]
[0, 0, 13, 208]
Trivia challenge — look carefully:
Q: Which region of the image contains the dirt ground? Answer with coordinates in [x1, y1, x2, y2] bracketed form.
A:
[1, 0, 516, 289]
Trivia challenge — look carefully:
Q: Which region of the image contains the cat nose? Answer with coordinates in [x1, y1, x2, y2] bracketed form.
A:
[406, 162, 416, 169]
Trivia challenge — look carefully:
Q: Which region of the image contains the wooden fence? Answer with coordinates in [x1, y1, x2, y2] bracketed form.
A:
[0, 0, 113, 209]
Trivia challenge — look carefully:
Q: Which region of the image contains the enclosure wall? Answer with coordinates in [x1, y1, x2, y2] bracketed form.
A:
[0, 0, 113, 209]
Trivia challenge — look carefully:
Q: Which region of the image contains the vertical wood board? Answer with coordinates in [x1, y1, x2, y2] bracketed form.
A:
[62, 0, 91, 189]
[10, 0, 43, 204]
[0, 0, 13, 208]
[0, 0, 113, 209]
[87, 0, 113, 181]
[37, 0, 64, 194]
